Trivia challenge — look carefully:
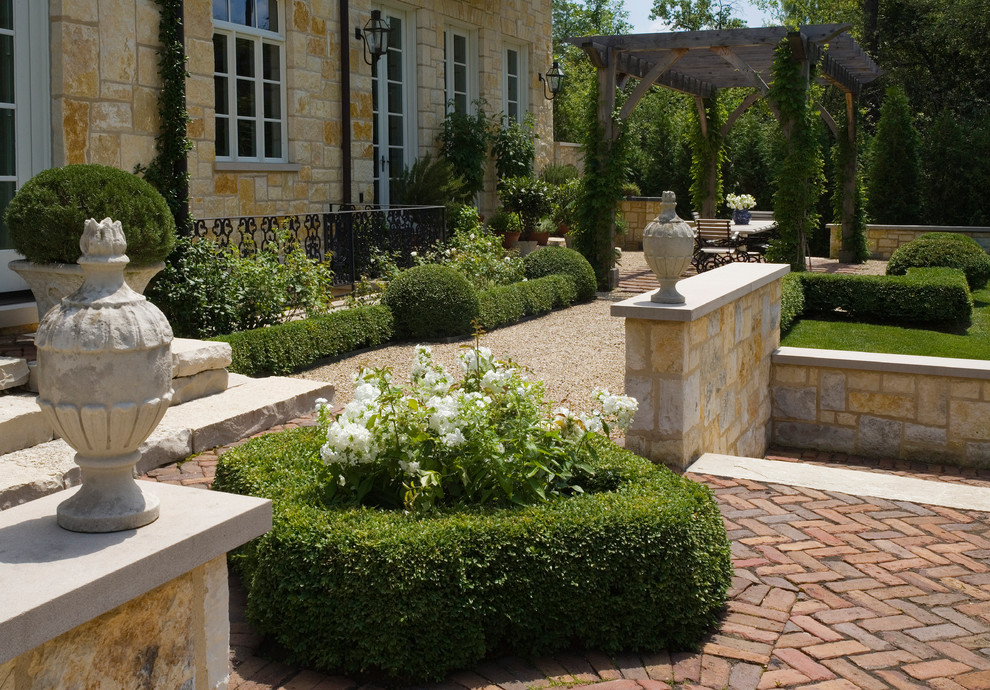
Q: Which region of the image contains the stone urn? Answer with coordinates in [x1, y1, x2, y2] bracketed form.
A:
[9, 259, 165, 320]
[642, 191, 695, 304]
[35, 218, 173, 532]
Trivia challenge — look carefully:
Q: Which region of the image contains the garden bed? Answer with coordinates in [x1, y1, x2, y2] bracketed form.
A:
[213, 428, 732, 682]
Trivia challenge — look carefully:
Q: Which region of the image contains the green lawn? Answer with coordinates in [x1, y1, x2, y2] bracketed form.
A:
[781, 288, 990, 360]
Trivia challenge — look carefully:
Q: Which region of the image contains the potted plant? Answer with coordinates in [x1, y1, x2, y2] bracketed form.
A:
[4, 164, 177, 318]
[486, 208, 523, 249]
[550, 177, 580, 246]
[532, 217, 556, 246]
[726, 193, 757, 225]
[497, 176, 552, 255]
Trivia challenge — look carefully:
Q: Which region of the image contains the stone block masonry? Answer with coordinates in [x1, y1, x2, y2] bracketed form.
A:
[772, 347, 990, 467]
[0, 482, 271, 688]
[828, 223, 990, 259]
[613, 263, 789, 469]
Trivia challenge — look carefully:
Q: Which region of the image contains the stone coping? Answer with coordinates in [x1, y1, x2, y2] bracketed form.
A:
[610, 262, 790, 322]
[0, 482, 271, 664]
[687, 453, 990, 511]
[773, 346, 990, 379]
[826, 223, 990, 232]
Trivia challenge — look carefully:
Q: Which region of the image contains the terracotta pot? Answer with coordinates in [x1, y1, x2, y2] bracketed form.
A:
[501, 231, 521, 250]
[531, 232, 551, 246]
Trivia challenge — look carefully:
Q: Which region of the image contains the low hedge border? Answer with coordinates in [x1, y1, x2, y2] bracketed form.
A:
[479, 274, 577, 331]
[213, 428, 732, 682]
[798, 268, 972, 324]
[210, 305, 394, 376]
[780, 273, 804, 334]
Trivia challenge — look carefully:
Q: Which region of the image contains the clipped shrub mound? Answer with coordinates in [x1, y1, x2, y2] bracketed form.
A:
[917, 232, 983, 247]
[382, 264, 479, 339]
[887, 236, 990, 290]
[4, 164, 176, 265]
[780, 273, 804, 333]
[799, 268, 972, 324]
[213, 429, 732, 682]
[523, 246, 598, 302]
[210, 305, 393, 376]
[478, 274, 579, 331]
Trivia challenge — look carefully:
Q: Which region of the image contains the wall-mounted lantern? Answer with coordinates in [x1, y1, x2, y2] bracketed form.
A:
[539, 61, 565, 100]
[356, 10, 389, 65]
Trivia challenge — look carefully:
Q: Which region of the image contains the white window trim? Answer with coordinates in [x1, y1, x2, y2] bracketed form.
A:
[502, 42, 529, 124]
[372, 4, 418, 205]
[213, 13, 288, 163]
[1, 0, 50, 294]
[443, 24, 478, 115]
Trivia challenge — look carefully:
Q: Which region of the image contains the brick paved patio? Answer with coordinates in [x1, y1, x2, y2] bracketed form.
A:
[142, 415, 990, 690]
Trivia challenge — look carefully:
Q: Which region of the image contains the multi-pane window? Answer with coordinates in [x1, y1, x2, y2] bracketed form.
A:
[1, 0, 15, 249]
[372, 10, 413, 205]
[213, 0, 286, 161]
[503, 46, 528, 124]
[444, 29, 476, 115]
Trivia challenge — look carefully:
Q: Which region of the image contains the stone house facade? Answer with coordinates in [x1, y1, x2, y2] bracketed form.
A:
[0, 0, 554, 327]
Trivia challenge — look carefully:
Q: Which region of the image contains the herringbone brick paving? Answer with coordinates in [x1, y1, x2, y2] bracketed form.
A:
[143, 413, 990, 690]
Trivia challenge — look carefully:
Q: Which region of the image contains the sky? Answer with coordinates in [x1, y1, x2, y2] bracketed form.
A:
[622, 0, 774, 32]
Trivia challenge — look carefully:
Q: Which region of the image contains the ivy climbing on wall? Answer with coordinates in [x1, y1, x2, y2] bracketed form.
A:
[766, 39, 824, 271]
[687, 93, 727, 217]
[139, 0, 192, 234]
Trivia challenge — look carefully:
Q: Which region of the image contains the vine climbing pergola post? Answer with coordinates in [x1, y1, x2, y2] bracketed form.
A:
[567, 24, 880, 276]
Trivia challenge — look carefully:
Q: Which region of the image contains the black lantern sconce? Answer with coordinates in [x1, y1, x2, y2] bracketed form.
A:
[539, 61, 564, 100]
[356, 10, 389, 65]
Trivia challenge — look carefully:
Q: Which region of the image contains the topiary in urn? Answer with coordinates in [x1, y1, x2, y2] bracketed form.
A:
[4, 164, 177, 317]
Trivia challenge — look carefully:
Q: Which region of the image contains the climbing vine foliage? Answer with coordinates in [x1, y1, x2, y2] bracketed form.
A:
[687, 94, 727, 216]
[573, 89, 630, 289]
[832, 108, 869, 263]
[140, 0, 192, 234]
[766, 39, 824, 271]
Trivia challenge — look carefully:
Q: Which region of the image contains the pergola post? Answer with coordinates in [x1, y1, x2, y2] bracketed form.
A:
[838, 91, 859, 262]
[694, 96, 719, 218]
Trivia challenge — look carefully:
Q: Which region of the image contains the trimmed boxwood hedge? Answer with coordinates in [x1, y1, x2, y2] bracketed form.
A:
[798, 268, 972, 324]
[780, 273, 804, 334]
[887, 236, 990, 290]
[523, 246, 598, 302]
[210, 305, 393, 376]
[382, 264, 480, 339]
[213, 428, 732, 682]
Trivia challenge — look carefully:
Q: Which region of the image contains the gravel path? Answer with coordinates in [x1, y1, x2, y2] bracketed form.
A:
[294, 298, 627, 415]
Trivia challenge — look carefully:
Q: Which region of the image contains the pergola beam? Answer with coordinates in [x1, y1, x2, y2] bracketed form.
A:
[618, 48, 689, 121]
[721, 91, 762, 137]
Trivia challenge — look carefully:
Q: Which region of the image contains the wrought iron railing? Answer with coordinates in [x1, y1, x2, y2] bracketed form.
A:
[192, 205, 447, 286]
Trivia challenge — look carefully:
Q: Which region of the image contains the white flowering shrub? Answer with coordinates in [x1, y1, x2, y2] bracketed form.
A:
[318, 343, 637, 511]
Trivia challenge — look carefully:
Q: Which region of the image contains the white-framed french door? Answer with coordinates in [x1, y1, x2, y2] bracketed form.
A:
[0, 0, 50, 293]
[371, 6, 416, 206]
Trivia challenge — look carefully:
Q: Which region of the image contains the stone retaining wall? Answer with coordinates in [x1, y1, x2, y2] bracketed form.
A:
[772, 347, 990, 467]
[618, 197, 664, 251]
[614, 263, 788, 470]
[828, 224, 990, 260]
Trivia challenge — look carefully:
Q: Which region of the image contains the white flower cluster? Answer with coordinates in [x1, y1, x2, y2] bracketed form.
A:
[318, 344, 639, 509]
[726, 193, 757, 210]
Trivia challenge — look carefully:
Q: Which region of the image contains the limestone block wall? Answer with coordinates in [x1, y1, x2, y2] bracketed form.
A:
[552, 141, 583, 171]
[0, 556, 228, 689]
[49, 0, 162, 171]
[614, 263, 788, 470]
[46, 0, 552, 221]
[618, 197, 664, 251]
[772, 348, 990, 467]
[828, 224, 990, 260]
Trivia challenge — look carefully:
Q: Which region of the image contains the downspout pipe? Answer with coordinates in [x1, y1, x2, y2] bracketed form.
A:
[339, 0, 353, 208]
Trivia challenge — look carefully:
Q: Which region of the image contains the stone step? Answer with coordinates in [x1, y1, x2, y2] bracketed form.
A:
[0, 391, 54, 455]
[0, 374, 334, 510]
[0, 356, 29, 391]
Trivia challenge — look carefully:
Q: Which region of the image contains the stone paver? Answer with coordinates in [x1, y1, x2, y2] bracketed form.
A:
[141, 415, 990, 690]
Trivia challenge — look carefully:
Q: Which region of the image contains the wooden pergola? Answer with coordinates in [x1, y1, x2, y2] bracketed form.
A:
[566, 24, 881, 263]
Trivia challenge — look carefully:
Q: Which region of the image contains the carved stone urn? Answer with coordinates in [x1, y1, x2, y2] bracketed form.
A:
[642, 190, 695, 304]
[35, 218, 173, 532]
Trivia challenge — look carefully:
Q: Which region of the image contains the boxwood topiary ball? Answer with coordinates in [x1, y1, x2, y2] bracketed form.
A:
[3, 164, 177, 265]
[382, 264, 480, 339]
[523, 246, 598, 302]
[887, 236, 990, 290]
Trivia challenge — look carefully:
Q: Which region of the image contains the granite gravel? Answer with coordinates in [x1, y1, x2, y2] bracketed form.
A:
[294, 296, 630, 415]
